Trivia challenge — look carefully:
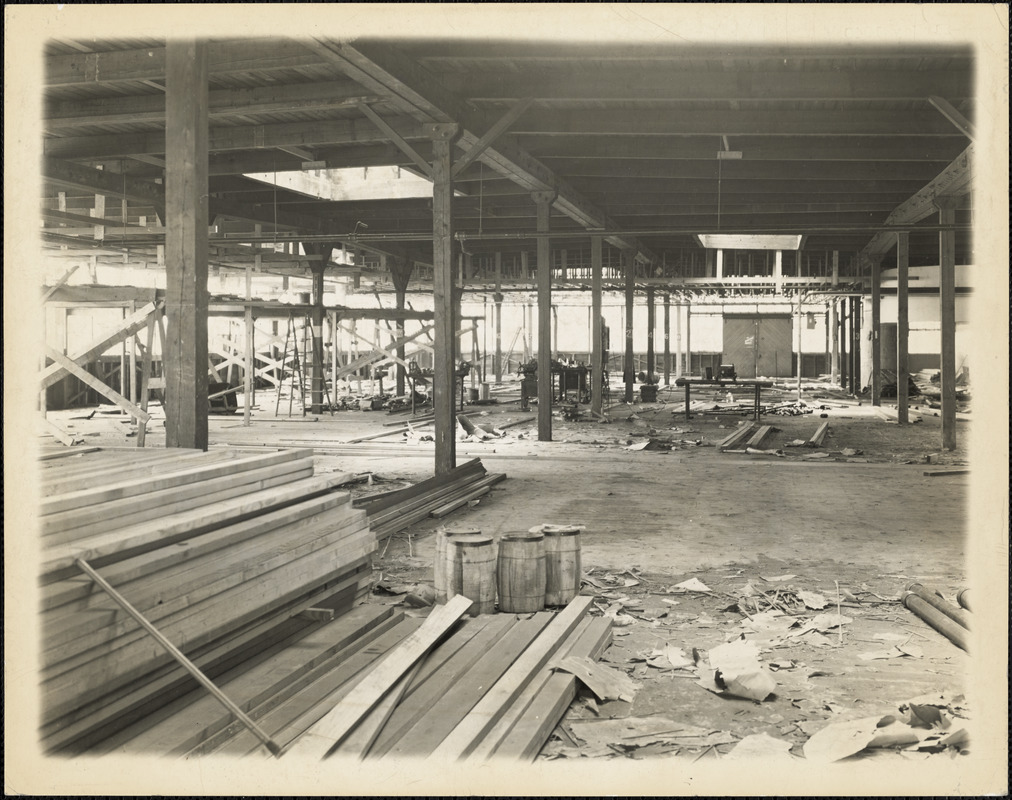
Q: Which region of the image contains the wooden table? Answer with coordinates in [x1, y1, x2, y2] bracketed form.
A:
[673, 377, 774, 421]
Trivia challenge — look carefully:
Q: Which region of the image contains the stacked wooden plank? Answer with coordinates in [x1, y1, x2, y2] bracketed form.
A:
[37, 446, 376, 754]
[93, 594, 610, 760]
[355, 458, 507, 539]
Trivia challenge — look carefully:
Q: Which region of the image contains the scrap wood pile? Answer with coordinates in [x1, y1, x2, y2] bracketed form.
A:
[355, 458, 506, 539]
[37, 445, 376, 755]
[74, 595, 610, 760]
[538, 566, 971, 762]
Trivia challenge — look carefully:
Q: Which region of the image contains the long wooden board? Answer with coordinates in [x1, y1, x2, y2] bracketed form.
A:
[428, 596, 594, 760]
[284, 595, 473, 760]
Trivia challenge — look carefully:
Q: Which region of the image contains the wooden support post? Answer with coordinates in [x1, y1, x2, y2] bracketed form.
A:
[795, 292, 803, 401]
[552, 305, 559, 361]
[871, 258, 882, 406]
[309, 263, 326, 414]
[936, 197, 958, 450]
[646, 286, 655, 383]
[773, 250, 784, 294]
[840, 299, 849, 390]
[674, 302, 682, 377]
[831, 249, 839, 287]
[128, 301, 137, 406]
[136, 314, 156, 447]
[429, 122, 460, 473]
[590, 235, 603, 416]
[494, 251, 503, 383]
[663, 294, 671, 386]
[622, 249, 635, 402]
[164, 39, 209, 450]
[715, 249, 724, 280]
[533, 190, 556, 442]
[850, 296, 861, 394]
[896, 232, 910, 424]
[685, 301, 692, 377]
[391, 259, 413, 397]
[830, 294, 839, 384]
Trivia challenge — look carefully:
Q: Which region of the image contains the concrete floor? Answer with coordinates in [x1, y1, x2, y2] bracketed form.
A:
[41, 384, 978, 764]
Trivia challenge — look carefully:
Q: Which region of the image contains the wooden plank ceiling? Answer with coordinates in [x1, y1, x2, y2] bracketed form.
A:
[41, 38, 974, 285]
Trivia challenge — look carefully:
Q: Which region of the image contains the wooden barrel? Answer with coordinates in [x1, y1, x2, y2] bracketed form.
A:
[434, 526, 481, 603]
[496, 533, 546, 613]
[534, 525, 582, 606]
[447, 534, 496, 616]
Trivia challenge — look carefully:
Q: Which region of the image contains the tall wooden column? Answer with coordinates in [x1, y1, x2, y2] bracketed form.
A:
[685, 302, 692, 377]
[493, 251, 503, 383]
[840, 299, 848, 390]
[428, 122, 460, 474]
[590, 235, 603, 416]
[303, 242, 332, 415]
[391, 258, 414, 397]
[896, 232, 910, 424]
[646, 286, 656, 383]
[533, 191, 556, 441]
[935, 197, 959, 450]
[674, 302, 682, 377]
[663, 294, 671, 386]
[164, 39, 209, 450]
[622, 249, 635, 402]
[830, 297, 839, 384]
[851, 296, 861, 394]
[870, 258, 882, 405]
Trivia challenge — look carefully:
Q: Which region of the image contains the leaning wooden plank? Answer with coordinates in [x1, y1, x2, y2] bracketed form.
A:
[40, 416, 83, 446]
[41, 474, 354, 579]
[336, 661, 424, 759]
[222, 617, 427, 758]
[43, 566, 370, 754]
[370, 471, 505, 528]
[486, 617, 613, 761]
[111, 605, 401, 756]
[73, 558, 282, 756]
[717, 422, 756, 451]
[367, 615, 519, 758]
[428, 596, 594, 761]
[370, 474, 507, 539]
[807, 421, 830, 447]
[378, 613, 552, 759]
[42, 457, 315, 540]
[42, 551, 375, 721]
[42, 448, 313, 515]
[42, 512, 370, 657]
[745, 425, 773, 449]
[39, 301, 159, 389]
[41, 491, 354, 612]
[44, 347, 152, 423]
[283, 594, 474, 760]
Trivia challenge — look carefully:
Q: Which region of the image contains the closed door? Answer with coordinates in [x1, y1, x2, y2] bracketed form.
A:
[723, 315, 793, 378]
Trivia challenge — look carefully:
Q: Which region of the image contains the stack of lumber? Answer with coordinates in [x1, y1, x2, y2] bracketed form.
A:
[37, 446, 376, 755]
[355, 458, 507, 539]
[97, 595, 609, 760]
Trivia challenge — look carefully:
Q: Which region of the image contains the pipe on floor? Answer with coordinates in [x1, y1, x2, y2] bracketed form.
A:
[904, 582, 971, 630]
[902, 592, 969, 652]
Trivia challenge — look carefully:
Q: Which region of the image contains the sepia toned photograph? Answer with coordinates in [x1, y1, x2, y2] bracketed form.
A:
[4, 4, 1008, 796]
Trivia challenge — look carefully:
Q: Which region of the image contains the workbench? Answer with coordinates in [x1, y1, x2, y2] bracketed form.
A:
[674, 377, 773, 421]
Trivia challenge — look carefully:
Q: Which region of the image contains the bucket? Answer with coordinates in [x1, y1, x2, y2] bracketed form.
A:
[496, 533, 546, 613]
[480, 382, 491, 401]
[468, 387, 480, 403]
[434, 526, 481, 603]
[639, 384, 658, 403]
[447, 533, 496, 616]
[531, 524, 582, 606]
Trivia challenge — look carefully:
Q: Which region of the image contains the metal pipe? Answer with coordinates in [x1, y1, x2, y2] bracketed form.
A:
[905, 582, 971, 630]
[902, 591, 969, 652]
[956, 588, 971, 611]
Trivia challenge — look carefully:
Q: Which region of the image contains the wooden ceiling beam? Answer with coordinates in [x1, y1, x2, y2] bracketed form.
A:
[308, 39, 656, 262]
[507, 109, 964, 137]
[448, 68, 972, 102]
[41, 157, 165, 213]
[44, 115, 424, 159]
[861, 144, 973, 259]
[46, 39, 329, 87]
[45, 80, 382, 129]
[518, 135, 969, 162]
